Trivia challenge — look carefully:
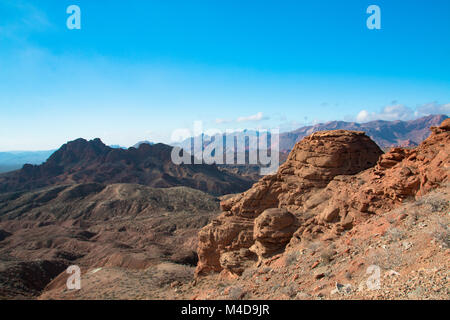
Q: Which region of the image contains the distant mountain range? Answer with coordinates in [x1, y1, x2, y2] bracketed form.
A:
[0, 115, 447, 175]
[0, 138, 253, 196]
[0, 143, 152, 174]
[176, 114, 448, 155]
[0, 150, 55, 173]
[277, 114, 448, 152]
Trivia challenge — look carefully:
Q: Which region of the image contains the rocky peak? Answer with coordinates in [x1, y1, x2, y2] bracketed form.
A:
[45, 138, 110, 166]
[0, 138, 255, 196]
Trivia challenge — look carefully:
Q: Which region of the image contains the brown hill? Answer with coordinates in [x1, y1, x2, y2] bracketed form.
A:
[0, 183, 221, 299]
[0, 139, 254, 196]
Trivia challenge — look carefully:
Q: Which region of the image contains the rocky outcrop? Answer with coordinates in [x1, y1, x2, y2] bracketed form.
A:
[296, 118, 449, 240]
[196, 119, 450, 276]
[197, 215, 254, 275]
[313, 118, 450, 223]
[196, 130, 383, 275]
[220, 130, 383, 216]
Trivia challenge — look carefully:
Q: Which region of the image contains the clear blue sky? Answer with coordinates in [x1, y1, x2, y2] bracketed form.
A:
[0, 0, 449, 150]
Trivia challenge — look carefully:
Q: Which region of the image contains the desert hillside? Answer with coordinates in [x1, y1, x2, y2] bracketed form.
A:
[0, 184, 221, 299]
[35, 119, 449, 300]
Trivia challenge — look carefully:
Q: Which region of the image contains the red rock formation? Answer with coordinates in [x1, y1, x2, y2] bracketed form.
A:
[196, 119, 450, 276]
[196, 130, 383, 275]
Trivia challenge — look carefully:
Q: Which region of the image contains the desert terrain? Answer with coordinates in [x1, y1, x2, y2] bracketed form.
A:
[0, 118, 447, 300]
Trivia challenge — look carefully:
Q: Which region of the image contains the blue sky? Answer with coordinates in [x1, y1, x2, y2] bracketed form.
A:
[0, 0, 449, 150]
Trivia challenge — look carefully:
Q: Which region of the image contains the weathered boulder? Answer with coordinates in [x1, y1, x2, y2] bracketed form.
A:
[250, 208, 297, 259]
[196, 215, 254, 275]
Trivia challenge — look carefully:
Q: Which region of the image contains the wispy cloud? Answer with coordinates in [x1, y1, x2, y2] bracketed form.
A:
[215, 118, 232, 124]
[417, 102, 450, 116]
[214, 112, 270, 125]
[0, 0, 52, 40]
[355, 102, 450, 123]
[236, 112, 268, 122]
[356, 104, 414, 122]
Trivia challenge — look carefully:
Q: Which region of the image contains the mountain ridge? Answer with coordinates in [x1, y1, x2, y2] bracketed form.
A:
[175, 114, 448, 154]
[279, 114, 447, 151]
[0, 139, 253, 196]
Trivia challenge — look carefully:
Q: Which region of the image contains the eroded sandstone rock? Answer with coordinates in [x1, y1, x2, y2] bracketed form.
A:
[297, 118, 450, 241]
[196, 130, 383, 276]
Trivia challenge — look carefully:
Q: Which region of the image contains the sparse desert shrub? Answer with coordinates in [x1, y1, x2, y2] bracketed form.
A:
[228, 286, 246, 300]
[320, 249, 334, 264]
[431, 219, 450, 248]
[307, 241, 322, 252]
[282, 284, 297, 298]
[406, 210, 420, 226]
[241, 268, 256, 279]
[148, 263, 194, 288]
[270, 284, 281, 293]
[366, 246, 403, 270]
[285, 250, 299, 265]
[425, 197, 449, 212]
[385, 227, 406, 242]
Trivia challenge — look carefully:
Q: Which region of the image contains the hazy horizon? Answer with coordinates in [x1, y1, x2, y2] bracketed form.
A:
[0, 113, 447, 152]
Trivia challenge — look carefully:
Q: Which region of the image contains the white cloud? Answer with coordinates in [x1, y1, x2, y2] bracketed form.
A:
[417, 102, 450, 116]
[215, 112, 269, 125]
[355, 110, 370, 122]
[356, 104, 414, 122]
[236, 112, 268, 122]
[355, 102, 449, 123]
[215, 118, 232, 124]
